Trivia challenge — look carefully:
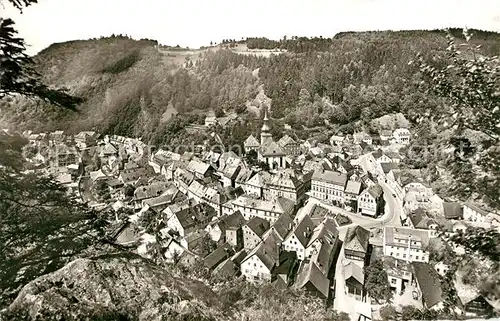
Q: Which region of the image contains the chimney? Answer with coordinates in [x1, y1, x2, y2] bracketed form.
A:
[306, 226, 311, 234]
[288, 222, 292, 230]
[303, 232, 307, 239]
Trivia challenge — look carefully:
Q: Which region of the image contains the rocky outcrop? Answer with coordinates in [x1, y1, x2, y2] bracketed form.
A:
[3, 253, 228, 321]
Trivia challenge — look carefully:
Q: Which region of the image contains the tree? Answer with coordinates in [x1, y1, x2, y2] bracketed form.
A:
[400, 305, 419, 321]
[0, 1, 106, 309]
[94, 180, 110, 201]
[200, 234, 217, 256]
[416, 29, 500, 208]
[379, 305, 397, 321]
[245, 149, 258, 166]
[0, 145, 109, 308]
[364, 258, 393, 304]
[450, 227, 500, 263]
[258, 161, 270, 171]
[1, 1, 83, 109]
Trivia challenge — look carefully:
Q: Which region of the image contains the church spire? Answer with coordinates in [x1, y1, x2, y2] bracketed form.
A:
[260, 107, 272, 145]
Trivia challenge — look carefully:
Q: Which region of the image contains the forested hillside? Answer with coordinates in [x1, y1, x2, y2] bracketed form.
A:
[1, 30, 498, 140]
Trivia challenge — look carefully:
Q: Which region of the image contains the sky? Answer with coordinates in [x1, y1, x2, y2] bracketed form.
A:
[2, 0, 500, 55]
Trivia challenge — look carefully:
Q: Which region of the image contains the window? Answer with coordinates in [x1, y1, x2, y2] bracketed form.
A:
[391, 278, 397, 284]
[403, 254, 406, 258]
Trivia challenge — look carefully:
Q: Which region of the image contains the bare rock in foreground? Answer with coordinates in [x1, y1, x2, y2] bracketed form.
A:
[3, 253, 226, 321]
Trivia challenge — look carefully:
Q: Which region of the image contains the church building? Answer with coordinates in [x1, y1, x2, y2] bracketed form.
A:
[244, 109, 286, 170]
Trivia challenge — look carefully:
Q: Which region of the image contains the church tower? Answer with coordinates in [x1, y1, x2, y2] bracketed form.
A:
[260, 107, 273, 145]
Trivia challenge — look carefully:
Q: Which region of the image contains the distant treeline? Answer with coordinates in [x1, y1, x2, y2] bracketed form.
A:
[246, 28, 500, 53]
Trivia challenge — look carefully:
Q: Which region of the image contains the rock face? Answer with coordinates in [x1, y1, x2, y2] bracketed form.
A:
[4, 253, 227, 321]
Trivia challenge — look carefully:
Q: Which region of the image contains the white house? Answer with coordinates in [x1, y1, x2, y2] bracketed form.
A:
[463, 203, 492, 224]
[232, 195, 295, 224]
[282, 216, 316, 261]
[393, 128, 411, 145]
[311, 169, 347, 204]
[242, 172, 270, 198]
[358, 184, 384, 217]
[240, 232, 280, 282]
[383, 226, 430, 263]
[205, 116, 218, 127]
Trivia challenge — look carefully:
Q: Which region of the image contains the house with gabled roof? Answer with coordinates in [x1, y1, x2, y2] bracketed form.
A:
[282, 215, 316, 260]
[173, 167, 195, 194]
[344, 261, 365, 300]
[412, 262, 443, 310]
[234, 167, 254, 189]
[203, 243, 233, 272]
[305, 218, 340, 262]
[379, 162, 399, 177]
[149, 149, 172, 173]
[204, 116, 218, 127]
[407, 208, 439, 237]
[240, 231, 281, 282]
[379, 129, 393, 141]
[244, 134, 260, 153]
[75, 131, 98, 149]
[383, 256, 413, 295]
[240, 171, 270, 198]
[119, 167, 149, 185]
[186, 159, 215, 180]
[90, 169, 109, 183]
[263, 168, 309, 202]
[265, 212, 294, 241]
[243, 216, 270, 249]
[330, 134, 345, 146]
[294, 260, 331, 299]
[353, 132, 372, 145]
[133, 181, 174, 208]
[331, 156, 353, 174]
[393, 127, 411, 145]
[166, 202, 217, 237]
[344, 225, 370, 268]
[278, 134, 300, 155]
[219, 163, 241, 188]
[368, 149, 393, 166]
[205, 210, 245, 245]
[345, 180, 363, 203]
[274, 251, 298, 286]
[212, 257, 239, 281]
[358, 184, 384, 217]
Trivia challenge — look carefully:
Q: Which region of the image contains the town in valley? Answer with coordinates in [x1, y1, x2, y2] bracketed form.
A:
[6, 107, 499, 321]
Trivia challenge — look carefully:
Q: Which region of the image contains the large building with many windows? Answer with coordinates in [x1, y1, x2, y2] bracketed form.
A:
[383, 226, 430, 263]
[310, 169, 347, 204]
